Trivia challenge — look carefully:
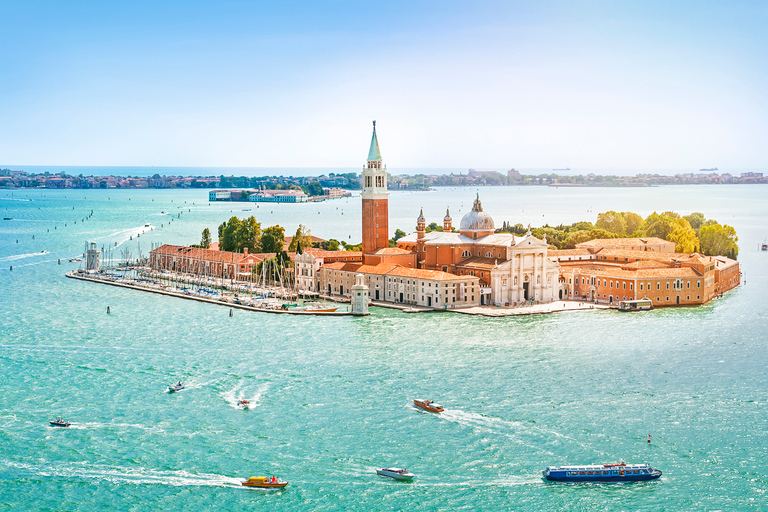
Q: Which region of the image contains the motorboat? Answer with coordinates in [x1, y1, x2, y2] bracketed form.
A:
[69, 258, 83, 262]
[543, 462, 662, 482]
[168, 382, 185, 393]
[238, 399, 251, 407]
[50, 417, 71, 427]
[413, 399, 444, 413]
[241, 476, 288, 488]
[376, 467, 415, 481]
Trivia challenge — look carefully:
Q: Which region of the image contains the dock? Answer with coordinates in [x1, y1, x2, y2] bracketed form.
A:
[65, 271, 352, 316]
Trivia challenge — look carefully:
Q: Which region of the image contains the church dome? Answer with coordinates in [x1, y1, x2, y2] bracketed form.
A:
[459, 195, 494, 231]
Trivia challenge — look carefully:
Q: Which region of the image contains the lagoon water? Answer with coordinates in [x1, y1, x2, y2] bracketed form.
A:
[1, 185, 767, 510]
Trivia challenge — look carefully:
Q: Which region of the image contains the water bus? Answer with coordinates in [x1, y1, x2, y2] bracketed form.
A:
[618, 298, 653, 312]
[543, 462, 661, 482]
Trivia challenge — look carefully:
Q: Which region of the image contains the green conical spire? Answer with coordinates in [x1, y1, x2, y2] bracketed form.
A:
[367, 120, 382, 161]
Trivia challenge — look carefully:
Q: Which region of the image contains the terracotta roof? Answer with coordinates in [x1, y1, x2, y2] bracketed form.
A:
[373, 247, 413, 255]
[386, 266, 477, 281]
[548, 249, 592, 257]
[303, 250, 362, 259]
[321, 261, 478, 281]
[455, 256, 498, 270]
[563, 264, 700, 279]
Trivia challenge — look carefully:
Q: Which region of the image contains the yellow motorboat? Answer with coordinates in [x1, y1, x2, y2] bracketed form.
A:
[242, 476, 288, 488]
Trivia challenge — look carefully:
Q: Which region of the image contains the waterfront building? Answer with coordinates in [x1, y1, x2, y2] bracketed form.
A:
[575, 237, 675, 253]
[553, 241, 740, 305]
[294, 250, 363, 293]
[150, 245, 280, 280]
[249, 189, 308, 202]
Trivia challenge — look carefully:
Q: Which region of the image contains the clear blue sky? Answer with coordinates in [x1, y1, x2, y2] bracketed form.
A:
[1, 1, 766, 171]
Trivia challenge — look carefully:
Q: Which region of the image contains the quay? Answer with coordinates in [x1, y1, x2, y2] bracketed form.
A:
[65, 270, 352, 316]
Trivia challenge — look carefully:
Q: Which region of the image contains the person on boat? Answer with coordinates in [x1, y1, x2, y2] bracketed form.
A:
[177, 381, 182, 386]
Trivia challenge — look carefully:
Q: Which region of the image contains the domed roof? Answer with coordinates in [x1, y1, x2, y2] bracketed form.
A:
[460, 194, 494, 231]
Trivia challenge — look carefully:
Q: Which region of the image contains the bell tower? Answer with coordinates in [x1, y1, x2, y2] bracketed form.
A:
[361, 121, 389, 255]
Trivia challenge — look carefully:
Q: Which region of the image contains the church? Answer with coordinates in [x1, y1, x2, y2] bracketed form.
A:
[311, 121, 559, 307]
[396, 196, 560, 305]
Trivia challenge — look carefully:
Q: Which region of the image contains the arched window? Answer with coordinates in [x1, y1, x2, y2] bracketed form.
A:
[461, 250, 471, 258]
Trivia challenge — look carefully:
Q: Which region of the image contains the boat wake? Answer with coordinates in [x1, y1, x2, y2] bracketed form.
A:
[436, 409, 586, 455]
[222, 382, 269, 409]
[94, 224, 155, 249]
[0, 251, 51, 262]
[3, 460, 242, 487]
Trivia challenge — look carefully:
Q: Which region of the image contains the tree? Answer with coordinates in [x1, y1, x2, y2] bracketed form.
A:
[595, 211, 627, 235]
[260, 225, 285, 253]
[218, 216, 242, 252]
[700, 223, 739, 259]
[389, 229, 407, 247]
[622, 212, 644, 236]
[288, 225, 312, 253]
[642, 212, 677, 240]
[200, 228, 212, 249]
[218, 215, 261, 252]
[668, 218, 699, 253]
[684, 212, 706, 234]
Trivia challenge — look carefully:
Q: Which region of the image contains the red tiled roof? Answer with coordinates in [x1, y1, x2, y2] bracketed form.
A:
[373, 247, 412, 255]
[455, 256, 498, 270]
[576, 237, 674, 248]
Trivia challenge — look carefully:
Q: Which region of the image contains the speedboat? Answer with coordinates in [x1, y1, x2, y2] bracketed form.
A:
[168, 382, 185, 393]
[50, 417, 71, 427]
[238, 399, 251, 407]
[376, 467, 415, 481]
[242, 476, 288, 488]
[543, 462, 662, 482]
[413, 398, 444, 413]
[69, 258, 83, 262]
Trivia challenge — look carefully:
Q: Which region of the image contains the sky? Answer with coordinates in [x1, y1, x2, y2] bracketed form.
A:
[1, 1, 767, 172]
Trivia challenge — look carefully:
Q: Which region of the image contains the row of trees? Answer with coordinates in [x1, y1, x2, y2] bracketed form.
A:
[496, 211, 738, 258]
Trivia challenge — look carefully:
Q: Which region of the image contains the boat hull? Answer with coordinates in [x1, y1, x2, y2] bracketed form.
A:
[49, 422, 70, 427]
[376, 470, 414, 481]
[413, 399, 443, 413]
[543, 466, 662, 483]
[242, 482, 288, 488]
[543, 471, 661, 482]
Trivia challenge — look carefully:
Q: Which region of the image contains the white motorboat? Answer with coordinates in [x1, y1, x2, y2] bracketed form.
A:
[376, 467, 415, 481]
[168, 382, 185, 393]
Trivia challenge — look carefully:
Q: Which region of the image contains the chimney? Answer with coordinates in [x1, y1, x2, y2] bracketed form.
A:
[243, 247, 248, 255]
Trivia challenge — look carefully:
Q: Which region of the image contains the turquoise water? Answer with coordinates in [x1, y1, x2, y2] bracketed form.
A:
[1, 185, 767, 510]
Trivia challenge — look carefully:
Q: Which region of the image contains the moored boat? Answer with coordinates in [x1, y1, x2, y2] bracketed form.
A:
[543, 462, 661, 482]
[50, 417, 71, 427]
[376, 467, 415, 481]
[242, 476, 288, 488]
[413, 398, 444, 413]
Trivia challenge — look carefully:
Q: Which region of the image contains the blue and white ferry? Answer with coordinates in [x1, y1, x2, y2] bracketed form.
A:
[542, 462, 661, 483]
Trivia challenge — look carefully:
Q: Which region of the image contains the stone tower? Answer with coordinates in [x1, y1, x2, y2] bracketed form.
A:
[443, 208, 452, 232]
[351, 274, 370, 315]
[361, 121, 389, 255]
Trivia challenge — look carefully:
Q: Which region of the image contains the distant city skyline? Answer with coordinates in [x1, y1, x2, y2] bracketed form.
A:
[1, 1, 766, 169]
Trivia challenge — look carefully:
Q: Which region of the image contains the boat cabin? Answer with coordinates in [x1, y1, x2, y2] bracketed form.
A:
[618, 298, 653, 312]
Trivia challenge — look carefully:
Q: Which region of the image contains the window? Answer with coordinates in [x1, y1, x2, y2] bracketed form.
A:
[687, 281, 691, 289]
[666, 297, 669, 301]
[610, 281, 613, 288]
[486, 252, 492, 257]
[461, 250, 470, 257]
[630, 283, 633, 290]
[697, 281, 701, 288]
[666, 282, 669, 290]
[657, 283, 660, 290]
[640, 283, 644, 291]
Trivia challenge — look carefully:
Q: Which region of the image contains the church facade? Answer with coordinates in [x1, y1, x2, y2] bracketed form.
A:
[397, 195, 560, 305]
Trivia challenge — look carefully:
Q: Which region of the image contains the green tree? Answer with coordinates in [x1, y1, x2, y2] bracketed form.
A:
[622, 212, 644, 236]
[700, 223, 739, 259]
[318, 239, 340, 251]
[684, 212, 706, 234]
[389, 228, 407, 247]
[260, 225, 286, 253]
[595, 211, 627, 235]
[301, 181, 324, 197]
[668, 218, 699, 253]
[238, 216, 262, 252]
[200, 228, 212, 249]
[426, 222, 441, 233]
[288, 225, 312, 253]
[218, 216, 242, 252]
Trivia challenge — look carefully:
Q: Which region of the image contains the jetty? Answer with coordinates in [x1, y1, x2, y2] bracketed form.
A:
[65, 270, 352, 316]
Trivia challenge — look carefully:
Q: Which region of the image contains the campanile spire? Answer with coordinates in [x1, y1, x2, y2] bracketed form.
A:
[361, 121, 389, 255]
